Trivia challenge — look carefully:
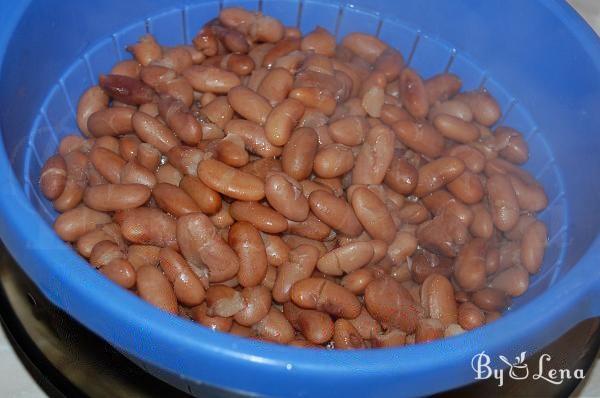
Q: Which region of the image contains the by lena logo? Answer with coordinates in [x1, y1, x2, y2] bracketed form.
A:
[471, 351, 585, 387]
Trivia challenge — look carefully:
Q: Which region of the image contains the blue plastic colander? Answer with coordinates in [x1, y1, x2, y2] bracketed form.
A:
[1, 0, 599, 396]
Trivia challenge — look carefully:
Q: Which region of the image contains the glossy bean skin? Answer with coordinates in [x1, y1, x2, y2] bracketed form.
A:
[424, 73, 462, 104]
[234, 286, 272, 326]
[227, 86, 272, 125]
[454, 238, 487, 292]
[283, 302, 334, 344]
[317, 242, 374, 276]
[333, 319, 365, 349]
[252, 307, 295, 344]
[90, 240, 124, 268]
[261, 233, 289, 267]
[100, 259, 136, 288]
[393, 120, 445, 159]
[99, 74, 156, 106]
[192, 303, 232, 332]
[420, 274, 457, 327]
[258, 68, 294, 106]
[457, 302, 485, 330]
[224, 119, 283, 158]
[183, 65, 241, 94]
[265, 172, 309, 222]
[447, 171, 485, 205]
[415, 318, 444, 343]
[152, 183, 201, 217]
[40, 155, 67, 200]
[198, 159, 265, 201]
[132, 111, 180, 154]
[205, 285, 245, 317]
[76, 223, 123, 258]
[352, 125, 395, 185]
[487, 174, 520, 232]
[520, 221, 547, 274]
[84, 183, 151, 211]
[342, 33, 387, 64]
[350, 186, 396, 243]
[286, 212, 332, 241]
[455, 90, 501, 127]
[87, 108, 135, 137]
[342, 268, 375, 295]
[229, 222, 268, 287]
[273, 245, 320, 303]
[158, 98, 203, 145]
[509, 174, 548, 212]
[128, 35, 162, 66]
[177, 213, 240, 283]
[127, 245, 161, 270]
[472, 288, 509, 312]
[179, 176, 222, 215]
[400, 68, 429, 119]
[364, 276, 419, 333]
[433, 114, 479, 143]
[291, 278, 361, 319]
[159, 247, 206, 306]
[89, 146, 124, 184]
[53, 205, 111, 242]
[136, 265, 178, 314]
[264, 98, 305, 146]
[229, 201, 288, 234]
[384, 157, 418, 195]
[414, 157, 465, 197]
[281, 127, 319, 181]
[216, 134, 249, 167]
[77, 86, 110, 136]
[309, 190, 363, 237]
[469, 203, 494, 239]
[115, 207, 177, 248]
[328, 116, 368, 147]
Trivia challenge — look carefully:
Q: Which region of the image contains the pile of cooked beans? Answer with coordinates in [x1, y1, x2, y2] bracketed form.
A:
[39, 7, 549, 348]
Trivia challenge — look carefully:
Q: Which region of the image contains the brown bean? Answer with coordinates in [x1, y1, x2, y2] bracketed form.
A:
[229, 201, 287, 234]
[136, 265, 177, 314]
[261, 265, 277, 291]
[333, 318, 365, 349]
[111, 59, 142, 78]
[158, 97, 203, 145]
[421, 274, 458, 327]
[87, 107, 135, 137]
[433, 114, 480, 143]
[286, 213, 332, 241]
[192, 303, 232, 332]
[396, 202, 430, 224]
[153, 46, 194, 73]
[132, 111, 180, 154]
[471, 288, 509, 312]
[127, 35, 162, 66]
[520, 221, 547, 274]
[452, 238, 487, 292]
[155, 163, 183, 186]
[115, 207, 177, 248]
[137, 143, 161, 171]
[455, 90, 500, 127]
[413, 157, 465, 197]
[177, 213, 239, 283]
[159, 247, 206, 306]
[264, 172, 309, 222]
[291, 278, 361, 319]
[280, 127, 318, 180]
[384, 157, 417, 195]
[342, 33, 387, 64]
[371, 329, 407, 348]
[349, 186, 396, 243]
[99, 74, 156, 106]
[179, 175, 222, 215]
[447, 145, 485, 173]
[509, 175, 548, 212]
[493, 126, 529, 164]
[429, 99, 473, 122]
[309, 190, 362, 237]
[118, 135, 140, 161]
[447, 171, 484, 205]
[317, 242, 374, 276]
[272, 244, 319, 303]
[257, 67, 293, 106]
[410, 251, 453, 284]
[469, 204, 494, 239]
[100, 258, 136, 289]
[232, 286, 271, 326]
[393, 120, 445, 158]
[140, 65, 176, 88]
[352, 125, 395, 185]
[342, 268, 375, 295]
[76, 223, 123, 258]
[299, 27, 335, 56]
[374, 48, 405, 81]
[283, 302, 334, 344]
[457, 302, 485, 330]
[77, 86, 109, 136]
[289, 87, 336, 116]
[209, 202, 235, 229]
[198, 98, 232, 132]
[415, 318, 444, 343]
[214, 134, 248, 167]
[328, 116, 368, 147]
[205, 285, 245, 318]
[90, 240, 124, 268]
[424, 73, 462, 104]
[258, 233, 287, 268]
[58, 135, 89, 156]
[400, 68, 429, 119]
[166, 145, 205, 176]
[227, 86, 272, 125]
[313, 144, 354, 178]
[53, 205, 111, 242]
[264, 98, 304, 146]
[83, 183, 150, 211]
[198, 159, 265, 201]
[183, 65, 241, 94]
[487, 174, 520, 232]
[364, 276, 419, 332]
[40, 155, 67, 200]
[224, 119, 282, 158]
[152, 183, 201, 217]
[228, 221, 268, 287]
[252, 307, 295, 344]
